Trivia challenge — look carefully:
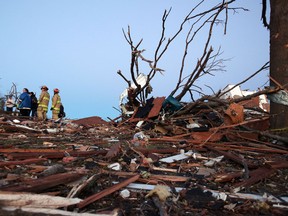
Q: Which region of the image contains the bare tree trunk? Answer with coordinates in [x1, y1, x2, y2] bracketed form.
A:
[269, 0, 288, 130]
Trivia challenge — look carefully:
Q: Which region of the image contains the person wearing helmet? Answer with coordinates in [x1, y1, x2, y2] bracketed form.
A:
[50, 88, 62, 120]
[37, 85, 50, 121]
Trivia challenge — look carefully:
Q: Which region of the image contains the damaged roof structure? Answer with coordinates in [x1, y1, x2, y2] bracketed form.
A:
[0, 83, 287, 216]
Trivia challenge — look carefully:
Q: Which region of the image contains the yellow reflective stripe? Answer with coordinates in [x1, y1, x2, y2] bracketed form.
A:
[39, 104, 48, 108]
[51, 106, 60, 110]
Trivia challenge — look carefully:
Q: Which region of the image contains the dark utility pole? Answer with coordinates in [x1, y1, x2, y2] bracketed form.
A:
[269, 0, 288, 130]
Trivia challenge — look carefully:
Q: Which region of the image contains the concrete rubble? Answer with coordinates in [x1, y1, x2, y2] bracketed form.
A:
[0, 86, 287, 216]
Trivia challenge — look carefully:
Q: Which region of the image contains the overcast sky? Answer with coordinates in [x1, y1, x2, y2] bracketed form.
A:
[0, 0, 269, 120]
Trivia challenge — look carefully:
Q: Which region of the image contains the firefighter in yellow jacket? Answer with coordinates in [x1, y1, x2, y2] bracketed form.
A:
[37, 85, 50, 121]
[50, 88, 62, 120]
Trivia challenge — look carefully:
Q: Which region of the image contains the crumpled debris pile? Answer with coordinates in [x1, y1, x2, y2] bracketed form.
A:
[0, 86, 287, 216]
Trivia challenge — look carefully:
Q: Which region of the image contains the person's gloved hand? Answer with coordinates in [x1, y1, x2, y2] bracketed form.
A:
[50, 107, 54, 110]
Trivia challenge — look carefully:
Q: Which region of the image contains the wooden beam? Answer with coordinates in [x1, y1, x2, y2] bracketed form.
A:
[0, 158, 47, 167]
[1, 172, 85, 193]
[77, 174, 140, 209]
[6, 150, 107, 160]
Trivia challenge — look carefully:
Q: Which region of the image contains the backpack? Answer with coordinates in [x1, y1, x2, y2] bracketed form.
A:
[31, 95, 38, 104]
[31, 95, 38, 108]
[58, 104, 66, 118]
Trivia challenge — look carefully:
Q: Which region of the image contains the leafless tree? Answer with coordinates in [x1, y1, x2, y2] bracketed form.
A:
[117, 0, 253, 110]
[8, 83, 18, 98]
[0, 83, 18, 111]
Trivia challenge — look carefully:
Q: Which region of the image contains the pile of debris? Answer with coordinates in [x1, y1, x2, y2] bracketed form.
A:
[0, 86, 287, 216]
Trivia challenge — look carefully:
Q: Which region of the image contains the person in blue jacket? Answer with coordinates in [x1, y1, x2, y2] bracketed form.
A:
[18, 88, 31, 116]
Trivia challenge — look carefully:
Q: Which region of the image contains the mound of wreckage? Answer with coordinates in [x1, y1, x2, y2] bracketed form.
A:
[0, 85, 287, 216]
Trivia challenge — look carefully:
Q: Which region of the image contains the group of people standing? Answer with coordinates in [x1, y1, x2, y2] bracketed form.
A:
[5, 85, 62, 121]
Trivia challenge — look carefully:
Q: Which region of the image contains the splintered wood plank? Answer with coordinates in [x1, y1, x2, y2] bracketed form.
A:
[0, 191, 82, 208]
[134, 147, 177, 155]
[1, 207, 119, 216]
[147, 97, 165, 119]
[77, 174, 140, 209]
[0, 149, 65, 153]
[214, 171, 243, 183]
[100, 170, 189, 182]
[1, 172, 85, 193]
[190, 131, 223, 142]
[232, 166, 276, 193]
[0, 158, 47, 167]
[6, 150, 107, 160]
[205, 145, 258, 169]
[224, 103, 244, 124]
[215, 161, 288, 184]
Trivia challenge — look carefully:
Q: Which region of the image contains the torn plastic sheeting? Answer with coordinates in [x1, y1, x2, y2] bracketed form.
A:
[267, 90, 288, 106]
[159, 150, 194, 163]
[162, 95, 183, 112]
[123, 182, 183, 193]
[108, 163, 121, 171]
[136, 121, 144, 129]
[119, 73, 148, 106]
[46, 128, 62, 133]
[120, 189, 130, 198]
[204, 155, 224, 167]
[186, 122, 200, 129]
[12, 119, 20, 124]
[133, 131, 147, 140]
[221, 84, 258, 99]
[220, 84, 244, 99]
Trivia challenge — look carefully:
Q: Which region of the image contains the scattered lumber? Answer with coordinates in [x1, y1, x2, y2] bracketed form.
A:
[0, 88, 287, 215]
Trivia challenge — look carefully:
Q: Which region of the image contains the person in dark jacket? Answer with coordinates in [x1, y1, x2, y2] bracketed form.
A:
[29, 92, 38, 117]
[18, 88, 31, 116]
